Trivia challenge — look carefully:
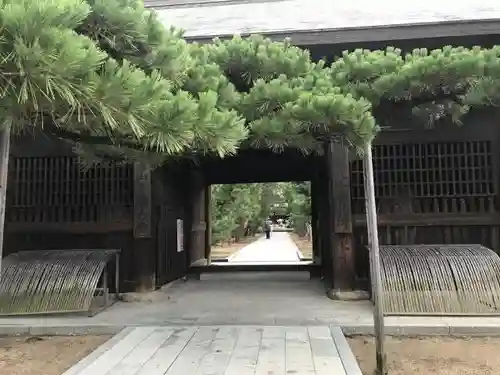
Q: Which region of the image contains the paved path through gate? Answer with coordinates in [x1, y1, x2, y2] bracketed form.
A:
[64, 325, 362, 375]
[228, 232, 302, 263]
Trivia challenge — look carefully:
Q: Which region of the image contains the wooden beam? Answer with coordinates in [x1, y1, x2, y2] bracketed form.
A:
[326, 140, 355, 292]
[182, 20, 500, 47]
[5, 221, 133, 233]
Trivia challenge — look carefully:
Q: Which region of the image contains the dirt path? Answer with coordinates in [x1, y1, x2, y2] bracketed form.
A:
[0, 335, 110, 375]
[229, 232, 300, 262]
[349, 336, 500, 375]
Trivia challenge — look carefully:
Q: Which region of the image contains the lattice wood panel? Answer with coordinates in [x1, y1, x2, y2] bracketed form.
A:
[351, 141, 496, 215]
[7, 157, 133, 223]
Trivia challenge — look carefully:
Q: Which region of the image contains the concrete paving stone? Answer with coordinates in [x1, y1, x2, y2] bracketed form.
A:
[71, 325, 126, 335]
[384, 324, 450, 336]
[0, 325, 30, 336]
[274, 317, 327, 326]
[449, 324, 500, 336]
[341, 325, 374, 336]
[28, 325, 124, 336]
[29, 326, 76, 336]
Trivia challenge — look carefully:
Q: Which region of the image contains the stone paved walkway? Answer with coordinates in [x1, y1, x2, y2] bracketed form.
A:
[64, 326, 362, 375]
[229, 232, 301, 263]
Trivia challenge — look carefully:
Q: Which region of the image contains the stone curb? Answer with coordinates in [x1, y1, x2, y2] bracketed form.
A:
[0, 325, 125, 336]
[2, 323, 500, 337]
[341, 324, 500, 336]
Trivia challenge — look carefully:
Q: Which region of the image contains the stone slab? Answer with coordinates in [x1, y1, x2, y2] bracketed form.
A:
[62, 326, 357, 375]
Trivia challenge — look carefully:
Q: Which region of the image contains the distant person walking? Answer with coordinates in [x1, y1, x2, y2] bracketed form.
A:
[264, 218, 272, 239]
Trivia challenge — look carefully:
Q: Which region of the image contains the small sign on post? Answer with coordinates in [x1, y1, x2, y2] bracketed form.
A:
[176, 219, 184, 253]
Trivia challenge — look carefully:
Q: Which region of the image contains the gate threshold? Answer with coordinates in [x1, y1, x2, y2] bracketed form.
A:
[190, 261, 321, 278]
[211, 260, 313, 266]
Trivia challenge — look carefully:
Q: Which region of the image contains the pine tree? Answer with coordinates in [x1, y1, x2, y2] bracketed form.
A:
[67, 0, 246, 165]
[330, 46, 500, 128]
[0, 0, 139, 133]
[211, 183, 264, 244]
[202, 35, 377, 152]
[60, 3, 379, 164]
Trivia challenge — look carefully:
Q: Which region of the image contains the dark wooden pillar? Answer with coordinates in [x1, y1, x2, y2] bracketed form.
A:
[311, 172, 320, 264]
[326, 140, 356, 294]
[133, 162, 155, 292]
[188, 169, 207, 267]
[318, 156, 332, 284]
[205, 184, 212, 264]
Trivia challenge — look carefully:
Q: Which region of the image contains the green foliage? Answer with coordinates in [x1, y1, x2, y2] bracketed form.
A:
[330, 46, 500, 127]
[282, 182, 311, 235]
[205, 35, 377, 152]
[61, 0, 247, 163]
[0, 0, 132, 133]
[210, 183, 264, 244]
[44, 2, 377, 165]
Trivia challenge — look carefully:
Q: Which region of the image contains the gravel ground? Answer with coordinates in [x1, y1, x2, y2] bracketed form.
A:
[349, 336, 500, 375]
[0, 335, 110, 375]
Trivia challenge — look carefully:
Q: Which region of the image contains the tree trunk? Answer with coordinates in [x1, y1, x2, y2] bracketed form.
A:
[234, 217, 246, 242]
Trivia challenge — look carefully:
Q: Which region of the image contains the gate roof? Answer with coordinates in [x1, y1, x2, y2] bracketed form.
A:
[147, 0, 500, 43]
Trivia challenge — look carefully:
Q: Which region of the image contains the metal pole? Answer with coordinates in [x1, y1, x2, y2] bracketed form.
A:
[0, 125, 11, 277]
[363, 143, 387, 375]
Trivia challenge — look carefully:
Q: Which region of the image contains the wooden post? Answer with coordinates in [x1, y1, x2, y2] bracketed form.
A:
[363, 144, 387, 375]
[310, 178, 320, 264]
[326, 139, 356, 293]
[133, 162, 155, 292]
[189, 169, 207, 267]
[318, 158, 332, 284]
[205, 184, 212, 264]
[0, 126, 11, 276]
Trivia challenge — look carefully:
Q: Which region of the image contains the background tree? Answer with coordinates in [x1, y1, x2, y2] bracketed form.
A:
[210, 182, 312, 245]
[210, 184, 263, 245]
[283, 182, 311, 236]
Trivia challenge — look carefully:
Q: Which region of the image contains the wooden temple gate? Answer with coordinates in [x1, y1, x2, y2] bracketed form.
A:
[2, 110, 500, 294]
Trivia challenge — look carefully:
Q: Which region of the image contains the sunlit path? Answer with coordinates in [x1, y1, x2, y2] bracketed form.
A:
[228, 232, 301, 263]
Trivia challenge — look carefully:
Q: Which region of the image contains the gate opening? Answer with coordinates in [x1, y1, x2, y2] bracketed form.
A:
[207, 182, 314, 265]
